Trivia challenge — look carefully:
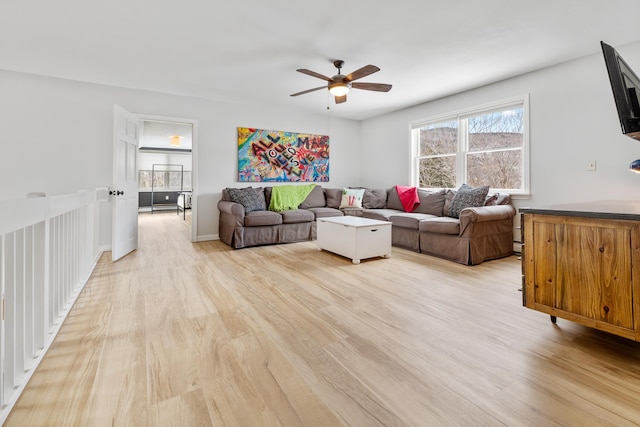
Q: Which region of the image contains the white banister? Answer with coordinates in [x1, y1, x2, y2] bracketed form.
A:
[0, 190, 102, 424]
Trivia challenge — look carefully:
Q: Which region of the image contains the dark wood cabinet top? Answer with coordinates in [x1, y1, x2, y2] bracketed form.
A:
[520, 200, 640, 221]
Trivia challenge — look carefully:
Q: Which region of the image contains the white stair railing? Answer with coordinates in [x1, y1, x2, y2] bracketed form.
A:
[0, 190, 101, 424]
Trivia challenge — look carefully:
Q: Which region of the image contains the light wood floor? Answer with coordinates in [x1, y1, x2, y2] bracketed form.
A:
[5, 212, 640, 426]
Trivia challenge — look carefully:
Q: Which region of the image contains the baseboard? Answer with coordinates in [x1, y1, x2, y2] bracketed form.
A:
[513, 242, 522, 254]
[196, 234, 218, 242]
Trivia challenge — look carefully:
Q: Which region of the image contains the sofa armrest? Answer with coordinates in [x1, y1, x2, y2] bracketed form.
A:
[460, 205, 516, 223]
[218, 200, 246, 226]
[459, 205, 516, 236]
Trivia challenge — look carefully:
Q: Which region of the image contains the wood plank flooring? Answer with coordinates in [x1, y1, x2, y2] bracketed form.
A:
[5, 211, 640, 426]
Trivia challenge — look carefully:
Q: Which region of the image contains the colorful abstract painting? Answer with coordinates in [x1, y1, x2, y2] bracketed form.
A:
[237, 127, 329, 182]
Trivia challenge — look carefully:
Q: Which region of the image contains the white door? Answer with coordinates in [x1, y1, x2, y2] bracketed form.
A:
[112, 105, 139, 261]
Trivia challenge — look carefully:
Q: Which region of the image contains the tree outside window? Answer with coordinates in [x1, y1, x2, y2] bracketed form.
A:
[418, 120, 457, 188]
[413, 97, 528, 193]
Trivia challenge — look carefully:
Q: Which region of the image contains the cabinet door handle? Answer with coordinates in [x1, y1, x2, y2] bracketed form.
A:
[370, 229, 378, 232]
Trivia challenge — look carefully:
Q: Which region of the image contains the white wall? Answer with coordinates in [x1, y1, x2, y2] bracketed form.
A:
[0, 70, 361, 244]
[361, 40, 640, 223]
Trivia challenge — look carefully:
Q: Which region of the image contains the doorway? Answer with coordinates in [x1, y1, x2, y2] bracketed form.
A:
[137, 116, 197, 242]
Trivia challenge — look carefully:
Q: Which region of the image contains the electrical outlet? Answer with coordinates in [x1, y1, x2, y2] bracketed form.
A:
[165, 195, 169, 200]
[587, 160, 596, 171]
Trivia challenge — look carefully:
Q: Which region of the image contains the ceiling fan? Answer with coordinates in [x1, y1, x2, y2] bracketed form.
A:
[290, 60, 392, 104]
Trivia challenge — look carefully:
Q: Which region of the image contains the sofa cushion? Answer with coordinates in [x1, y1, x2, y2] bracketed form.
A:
[244, 210, 283, 227]
[281, 209, 315, 224]
[385, 187, 404, 210]
[307, 207, 344, 219]
[362, 208, 401, 222]
[339, 188, 365, 208]
[325, 188, 342, 209]
[419, 217, 461, 235]
[448, 184, 489, 219]
[226, 187, 266, 213]
[299, 185, 326, 208]
[364, 189, 387, 208]
[342, 207, 365, 217]
[389, 213, 438, 230]
[414, 189, 446, 216]
[443, 189, 455, 216]
[265, 187, 272, 207]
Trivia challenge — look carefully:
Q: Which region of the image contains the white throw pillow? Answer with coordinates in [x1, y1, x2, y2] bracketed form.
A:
[339, 188, 365, 209]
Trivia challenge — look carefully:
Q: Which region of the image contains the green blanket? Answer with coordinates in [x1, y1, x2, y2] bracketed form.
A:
[269, 184, 316, 212]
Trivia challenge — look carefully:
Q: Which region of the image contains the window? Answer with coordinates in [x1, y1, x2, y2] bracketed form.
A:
[138, 170, 192, 191]
[412, 96, 529, 194]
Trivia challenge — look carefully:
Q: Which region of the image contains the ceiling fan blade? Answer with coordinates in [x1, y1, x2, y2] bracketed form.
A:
[296, 69, 333, 82]
[351, 82, 392, 92]
[335, 94, 347, 104]
[290, 86, 326, 97]
[345, 65, 380, 82]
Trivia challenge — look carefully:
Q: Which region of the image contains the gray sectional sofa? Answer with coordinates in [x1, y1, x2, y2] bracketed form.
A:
[218, 185, 516, 265]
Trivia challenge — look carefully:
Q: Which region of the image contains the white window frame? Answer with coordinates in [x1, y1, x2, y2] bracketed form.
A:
[410, 94, 530, 196]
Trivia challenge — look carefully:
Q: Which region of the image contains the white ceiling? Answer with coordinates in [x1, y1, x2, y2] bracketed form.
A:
[2, 0, 640, 121]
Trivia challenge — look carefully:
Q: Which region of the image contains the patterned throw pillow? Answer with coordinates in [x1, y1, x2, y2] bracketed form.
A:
[339, 188, 365, 208]
[447, 184, 490, 218]
[226, 187, 265, 213]
[484, 193, 498, 206]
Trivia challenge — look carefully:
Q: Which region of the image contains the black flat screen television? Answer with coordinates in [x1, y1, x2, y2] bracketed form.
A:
[601, 41, 640, 140]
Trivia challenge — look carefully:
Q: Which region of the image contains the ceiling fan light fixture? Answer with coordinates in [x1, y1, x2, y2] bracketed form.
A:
[329, 82, 351, 97]
[291, 61, 390, 103]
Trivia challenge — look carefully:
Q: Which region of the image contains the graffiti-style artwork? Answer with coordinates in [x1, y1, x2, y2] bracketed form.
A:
[238, 127, 329, 182]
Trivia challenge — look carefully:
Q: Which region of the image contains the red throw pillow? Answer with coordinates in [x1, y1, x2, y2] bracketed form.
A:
[395, 185, 420, 212]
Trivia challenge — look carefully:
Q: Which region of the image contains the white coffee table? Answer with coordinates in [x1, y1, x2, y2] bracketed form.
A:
[316, 216, 392, 264]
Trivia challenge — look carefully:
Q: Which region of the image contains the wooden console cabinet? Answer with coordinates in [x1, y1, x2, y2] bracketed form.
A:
[521, 201, 640, 341]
